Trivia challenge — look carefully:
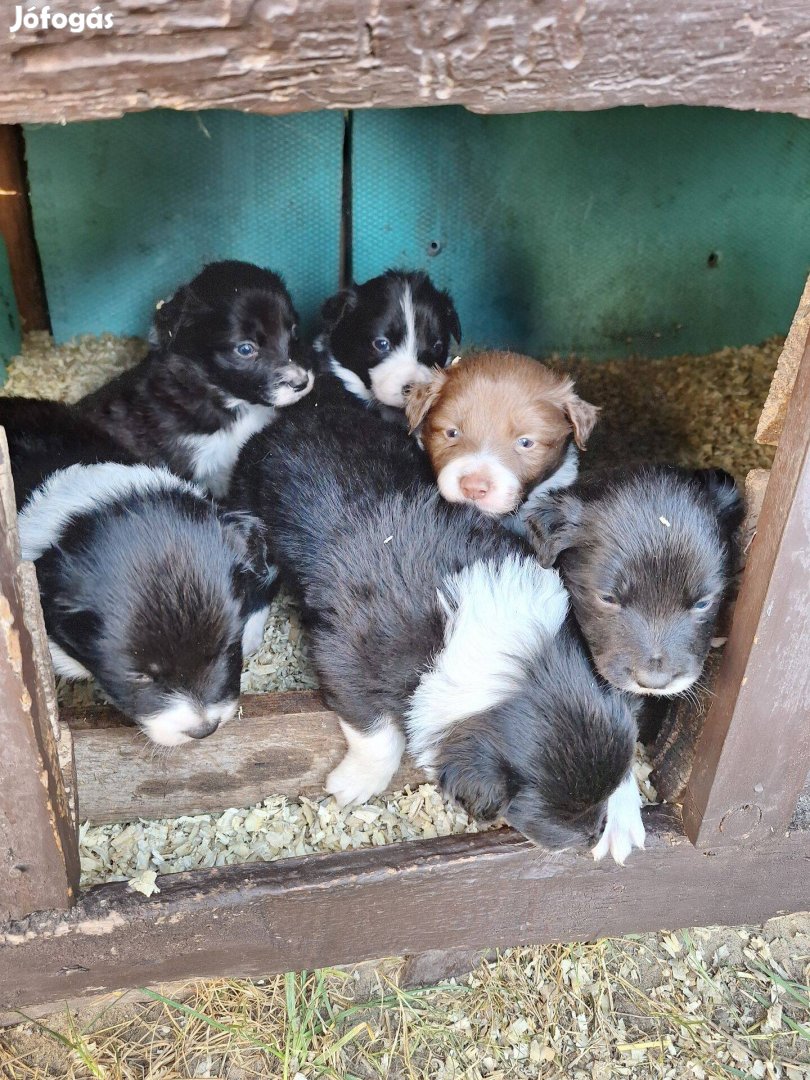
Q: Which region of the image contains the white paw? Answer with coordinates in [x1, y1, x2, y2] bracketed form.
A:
[325, 755, 391, 808]
[592, 772, 646, 866]
[241, 605, 270, 656]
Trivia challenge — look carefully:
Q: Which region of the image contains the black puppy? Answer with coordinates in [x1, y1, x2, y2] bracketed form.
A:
[0, 396, 134, 508]
[19, 462, 270, 745]
[311, 269, 461, 414]
[230, 404, 638, 859]
[527, 465, 744, 697]
[79, 261, 314, 496]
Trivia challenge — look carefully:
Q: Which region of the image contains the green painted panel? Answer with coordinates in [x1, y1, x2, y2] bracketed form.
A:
[24, 109, 344, 342]
[353, 106, 810, 358]
[0, 237, 21, 381]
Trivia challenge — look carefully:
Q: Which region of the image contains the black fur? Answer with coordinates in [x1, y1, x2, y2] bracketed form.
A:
[230, 404, 635, 850]
[526, 464, 744, 695]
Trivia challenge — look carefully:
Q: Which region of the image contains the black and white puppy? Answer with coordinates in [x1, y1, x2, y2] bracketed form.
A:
[79, 261, 314, 497]
[527, 465, 744, 696]
[230, 405, 639, 860]
[19, 463, 271, 745]
[311, 269, 461, 413]
[0, 396, 134, 508]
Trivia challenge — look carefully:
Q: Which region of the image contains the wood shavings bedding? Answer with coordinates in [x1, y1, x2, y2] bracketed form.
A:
[0, 333, 773, 888]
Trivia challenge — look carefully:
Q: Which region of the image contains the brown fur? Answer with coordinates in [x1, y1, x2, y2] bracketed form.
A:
[405, 351, 599, 514]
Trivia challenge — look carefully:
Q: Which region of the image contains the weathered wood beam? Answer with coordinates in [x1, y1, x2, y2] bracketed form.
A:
[0, 125, 48, 331]
[2, 2, 810, 124]
[757, 274, 810, 447]
[2, 808, 810, 1017]
[0, 431, 78, 921]
[682, 328, 810, 847]
[63, 692, 424, 825]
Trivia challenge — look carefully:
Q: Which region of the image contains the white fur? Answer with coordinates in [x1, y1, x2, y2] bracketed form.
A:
[180, 401, 276, 498]
[274, 368, 314, 408]
[625, 672, 699, 697]
[406, 556, 569, 768]
[592, 771, 646, 865]
[48, 640, 92, 680]
[329, 358, 373, 403]
[508, 442, 580, 538]
[369, 285, 432, 408]
[437, 451, 522, 515]
[140, 696, 238, 747]
[19, 463, 201, 563]
[241, 604, 270, 655]
[326, 716, 406, 807]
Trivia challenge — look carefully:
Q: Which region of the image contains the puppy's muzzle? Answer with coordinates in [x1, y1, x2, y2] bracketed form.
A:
[273, 366, 315, 406]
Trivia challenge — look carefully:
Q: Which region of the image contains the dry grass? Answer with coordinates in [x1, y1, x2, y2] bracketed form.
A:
[2, 917, 809, 1080]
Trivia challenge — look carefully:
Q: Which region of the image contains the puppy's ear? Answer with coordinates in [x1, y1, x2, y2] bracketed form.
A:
[220, 510, 270, 568]
[525, 491, 584, 567]
[562, 391, 600, 450]
[693, 468, 745, 535]
[405, 367, 448, 433]
[438, 741, 514, 822]
[320, 287, 358, 330]
[443, 293, 462, 344]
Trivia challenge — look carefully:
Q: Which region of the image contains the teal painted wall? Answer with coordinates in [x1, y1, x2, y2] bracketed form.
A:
[20, 105, 810, 358]
[353, 106, 810, 358]
[24, 109, 344, 341]
[0, 237, 21, 381]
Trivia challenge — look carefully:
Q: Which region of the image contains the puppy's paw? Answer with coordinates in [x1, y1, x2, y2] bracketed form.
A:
[325, 756, 388, 808]
[592, 773, 646, 866]
[241, 605, 270, 656]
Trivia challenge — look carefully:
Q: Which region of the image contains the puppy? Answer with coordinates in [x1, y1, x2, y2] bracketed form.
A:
[0, 396, 134, 508]
[405, 352, 599, 517]
[79, 261, 314, 497]
[20, 463, 272, 745]
[526, 465, 744, 697]
[312, 269, 461, 413]
[230, 404, 639, 861]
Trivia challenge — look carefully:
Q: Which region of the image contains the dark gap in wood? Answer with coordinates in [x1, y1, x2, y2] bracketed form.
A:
[0, 125, 49, 333]
[339, 109, 353, 290]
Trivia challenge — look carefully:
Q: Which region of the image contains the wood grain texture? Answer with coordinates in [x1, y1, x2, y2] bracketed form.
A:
[2, 1, 810, 124]
[0, 431, 78, 921]
[757, 274, 810, 446]
[64, 692, 425, 825]
[0, 126, 48, 331]
[682, 328, 810, 847]
[2, 808, 810, 1016]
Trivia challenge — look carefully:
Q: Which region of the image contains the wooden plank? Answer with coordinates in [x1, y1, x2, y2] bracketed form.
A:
[2, 808, 810, 1016]
[757, 274, 810, 446]
[64, 693, 425, 825]
[0, 125, 48, 331]
[2, 2, 810, 124]
[682, 328, 810, 847]
[0, 431, 78, 920]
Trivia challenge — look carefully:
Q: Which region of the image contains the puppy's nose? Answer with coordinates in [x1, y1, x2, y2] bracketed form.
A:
[187, 718, 220, 740]
[290, 378, 309, 392]
[459, 473, 492, 501]
[633, 666, 675, 691]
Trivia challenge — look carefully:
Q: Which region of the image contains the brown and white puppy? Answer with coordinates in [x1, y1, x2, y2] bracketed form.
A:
[405, 351, 599, 517]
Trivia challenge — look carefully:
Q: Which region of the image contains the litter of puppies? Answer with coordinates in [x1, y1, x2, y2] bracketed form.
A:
[0, 260, 771, 885]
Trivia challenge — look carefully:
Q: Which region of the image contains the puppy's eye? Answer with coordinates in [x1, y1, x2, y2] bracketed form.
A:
[234, 341, 258, 359]
[446, 427, 460, 439]
[516, 436, 535, 450]
[692, 596, 713, 612]
[372, 337, 391, 354]
[597, 592, 621, 608]
[432, 338, 444, 354]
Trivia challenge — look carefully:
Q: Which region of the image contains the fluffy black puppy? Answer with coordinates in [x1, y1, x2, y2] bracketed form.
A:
[20, 463, 271, 745]
[79, 261, 314, 496]
[526, 465, 744, 697]
[0, 396, 134, 508]
[311, 269, 461, 414]
[230, 405, 639, 858]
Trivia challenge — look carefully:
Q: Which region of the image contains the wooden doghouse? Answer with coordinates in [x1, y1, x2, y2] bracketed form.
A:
[1, 1, 809, 1019]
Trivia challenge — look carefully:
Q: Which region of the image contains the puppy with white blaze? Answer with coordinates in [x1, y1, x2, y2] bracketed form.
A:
[526, 465, 744, 862]
[311, 269, 461, 413]
[229, 405, 640, 862]
[20, 463, 272, 746]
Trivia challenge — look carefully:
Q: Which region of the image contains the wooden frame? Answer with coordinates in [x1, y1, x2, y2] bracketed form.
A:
[1, 9, 810, 1014]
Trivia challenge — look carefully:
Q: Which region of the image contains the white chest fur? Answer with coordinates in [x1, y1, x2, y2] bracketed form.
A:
[180, 401, 276, 498]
